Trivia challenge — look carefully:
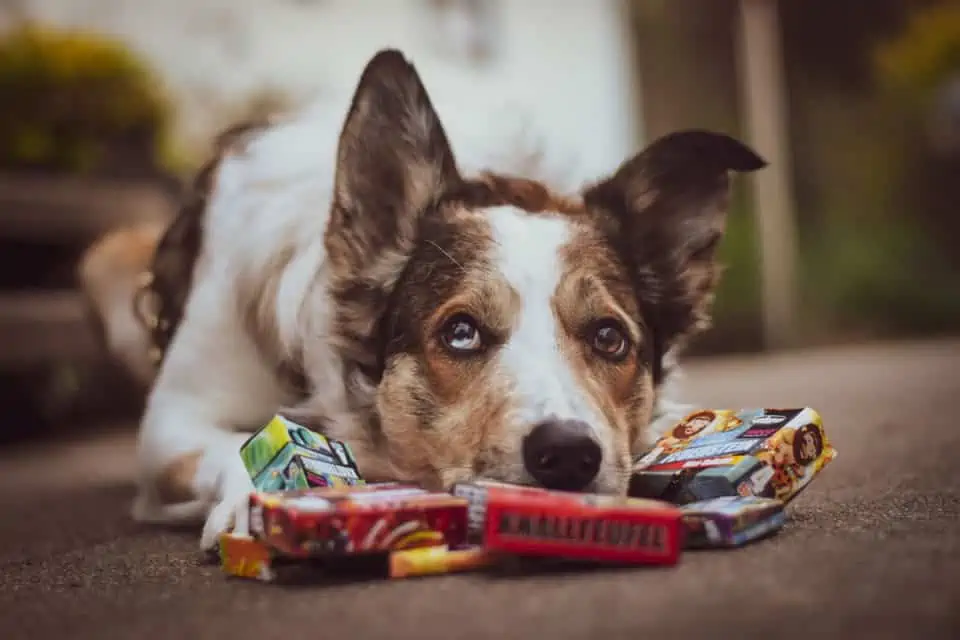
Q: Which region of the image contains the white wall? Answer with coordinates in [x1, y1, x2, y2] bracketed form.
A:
[9, 0, 642, 185]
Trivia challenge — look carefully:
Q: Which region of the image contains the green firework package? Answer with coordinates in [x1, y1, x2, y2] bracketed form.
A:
[240, 414, 364, 491]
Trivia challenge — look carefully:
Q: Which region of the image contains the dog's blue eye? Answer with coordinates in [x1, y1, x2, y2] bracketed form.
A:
[440, 314, 483, 353]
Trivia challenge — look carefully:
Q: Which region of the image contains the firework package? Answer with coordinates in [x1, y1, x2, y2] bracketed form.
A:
[221, 407, 834, 582]
[247, 484, 468, 558]
[388, 545, 498, 579]
[220, 483, 476, 582]
[219, 531, 496, 582]
[680, 496, 787, 548]
[220, 481, 686, 583]
[452, 480, 684, 566]
[630, 408, 836, 506]
[240, 414, 364, 491]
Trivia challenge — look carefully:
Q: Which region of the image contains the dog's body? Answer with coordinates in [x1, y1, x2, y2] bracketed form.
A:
[79, 50, 764, 550]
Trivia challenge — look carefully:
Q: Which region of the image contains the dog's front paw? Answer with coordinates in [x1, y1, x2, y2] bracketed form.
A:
[195, 437, 256, 552]
[200, 485, 253, 552]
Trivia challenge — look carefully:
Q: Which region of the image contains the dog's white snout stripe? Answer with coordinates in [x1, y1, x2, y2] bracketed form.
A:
[486, 205, 606, 437]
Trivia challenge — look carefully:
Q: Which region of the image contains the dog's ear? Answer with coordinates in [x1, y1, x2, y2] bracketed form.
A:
[583, 130, 765, 375]
[326, 49, 459, 279]
[324, 49, 460, 381]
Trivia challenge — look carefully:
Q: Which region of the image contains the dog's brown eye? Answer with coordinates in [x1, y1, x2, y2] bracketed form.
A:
[439, 314, 483, 354]
[590, 320, 630, 361]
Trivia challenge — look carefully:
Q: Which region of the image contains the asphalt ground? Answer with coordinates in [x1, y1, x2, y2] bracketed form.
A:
[2, 338, 958, 640]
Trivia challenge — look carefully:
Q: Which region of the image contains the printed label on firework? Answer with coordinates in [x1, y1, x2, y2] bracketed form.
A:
[300, 456, 361, 480]
[659, 439, 757, 464]
[494, 510, 670, 554]
[452, 483, 490, 541]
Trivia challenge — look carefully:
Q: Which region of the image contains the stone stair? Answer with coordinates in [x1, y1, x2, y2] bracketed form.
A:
[0, 173, 175, 370]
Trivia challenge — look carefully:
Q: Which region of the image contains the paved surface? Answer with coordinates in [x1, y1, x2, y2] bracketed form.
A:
[1, 339, 958, 640]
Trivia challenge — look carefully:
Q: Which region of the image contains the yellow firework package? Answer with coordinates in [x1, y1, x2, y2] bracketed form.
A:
[219, 533, 277, 582]
[388, 545, 496, 579]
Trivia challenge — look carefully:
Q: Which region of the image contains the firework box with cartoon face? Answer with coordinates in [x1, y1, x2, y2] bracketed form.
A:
[629, 407, 836, 505]
[240, 414, 364, 492]
[680, 496, 786, 548]
[451, 480, 683, 566]
[247, 483, 469, 558]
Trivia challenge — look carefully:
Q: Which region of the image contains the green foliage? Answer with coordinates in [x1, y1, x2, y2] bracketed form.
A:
[711, 193, 761, 326]
[800, 214, 960, 336]
[0, 23, 175, 175]
[689, 188, 766, 354]
[874, 2, 960, 98]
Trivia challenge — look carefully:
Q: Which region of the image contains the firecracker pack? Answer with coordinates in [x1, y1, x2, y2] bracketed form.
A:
[246, 483, 469, 558]
[219, 532, 494, 583]
[387, 545, 496, 579]
[680, 496, 787, 548]
[630, 408, 836, 505]
[451, 480, 683, 566]
[239, 414, 364, 491]
[219, 532, 281, 582]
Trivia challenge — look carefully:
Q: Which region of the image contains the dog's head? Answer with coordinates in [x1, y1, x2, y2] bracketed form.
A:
[322, 50, 765, 494]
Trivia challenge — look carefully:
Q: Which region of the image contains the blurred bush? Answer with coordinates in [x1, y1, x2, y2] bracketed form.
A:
[785, 1, 960, 341]
[635, 0, 960, 352]
[800, 214, 960, 336]
[695, 191, 764, 354]
[0, 22, 177, 178]
[874, 3, 960, 98]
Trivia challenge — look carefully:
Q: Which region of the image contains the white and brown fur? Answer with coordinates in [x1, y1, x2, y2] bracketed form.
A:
[78, 50, 765, 550]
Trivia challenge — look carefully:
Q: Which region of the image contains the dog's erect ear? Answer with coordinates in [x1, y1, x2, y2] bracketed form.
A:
[583, 130, 766, 373]
[324, 49, 460, 383]
[325, 49, 459, 279]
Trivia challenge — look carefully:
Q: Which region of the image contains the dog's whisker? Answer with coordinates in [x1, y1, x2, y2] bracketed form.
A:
[426, 240, 465, 273]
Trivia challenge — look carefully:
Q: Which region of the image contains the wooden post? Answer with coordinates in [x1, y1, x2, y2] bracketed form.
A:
[736, 0, 800, 349]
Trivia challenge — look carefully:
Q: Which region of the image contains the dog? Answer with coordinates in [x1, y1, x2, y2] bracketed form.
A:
[78, 49, 765, 550]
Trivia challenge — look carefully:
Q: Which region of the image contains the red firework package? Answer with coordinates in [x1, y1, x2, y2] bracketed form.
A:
[452, 481, 683, 566]
[247, 483, 469, 558]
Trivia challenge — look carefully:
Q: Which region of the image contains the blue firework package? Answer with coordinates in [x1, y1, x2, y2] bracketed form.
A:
[680, 496, 786, 548]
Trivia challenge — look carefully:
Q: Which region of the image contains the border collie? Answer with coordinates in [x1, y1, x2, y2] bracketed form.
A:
[78, 49, 765, 550]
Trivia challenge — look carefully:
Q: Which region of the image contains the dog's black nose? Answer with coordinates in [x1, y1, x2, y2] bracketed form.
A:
[522, 419, 602, 492]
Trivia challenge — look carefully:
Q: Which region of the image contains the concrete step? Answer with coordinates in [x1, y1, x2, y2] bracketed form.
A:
[0, 290, 98, 369]
[0, 173, 175, 244]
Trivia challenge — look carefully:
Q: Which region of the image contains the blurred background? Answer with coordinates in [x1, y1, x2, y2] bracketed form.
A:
[0, 0, 958, 446]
